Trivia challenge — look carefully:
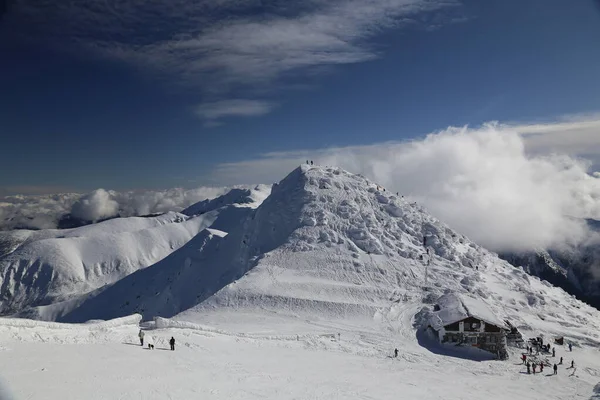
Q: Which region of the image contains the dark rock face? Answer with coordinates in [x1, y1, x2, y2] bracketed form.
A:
[500, 219, 600, 310]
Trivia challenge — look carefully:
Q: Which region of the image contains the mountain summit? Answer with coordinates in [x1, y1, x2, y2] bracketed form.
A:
[53, 165, 600, 349]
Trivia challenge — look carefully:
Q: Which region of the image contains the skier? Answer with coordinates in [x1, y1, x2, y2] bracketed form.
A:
[539, 362, 543, 373]
[552, 347, 555, 357]
[394, 348, 399, 358]
[521, 354, 527, 364]
[138, 329, 145, 346]
[170, 337, 176, 351]
[553, 364, 558, 375]
[526, 362, 531, 374]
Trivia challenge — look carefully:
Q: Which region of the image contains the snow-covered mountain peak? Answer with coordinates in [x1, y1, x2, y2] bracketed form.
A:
[6, 164, 600, 355]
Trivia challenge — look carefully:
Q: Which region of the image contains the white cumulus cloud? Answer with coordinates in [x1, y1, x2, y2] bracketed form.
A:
[210, 116, 600, 252]
[70, 189, 119, 222]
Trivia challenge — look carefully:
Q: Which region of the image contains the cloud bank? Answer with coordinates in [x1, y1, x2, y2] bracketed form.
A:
[0, 187, 233, 231]
[211, 115, 600, 252]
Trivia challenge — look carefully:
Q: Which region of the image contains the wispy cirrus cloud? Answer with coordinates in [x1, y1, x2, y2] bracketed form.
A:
[194, 99, 276, 123]
[7, 0, 462, 123]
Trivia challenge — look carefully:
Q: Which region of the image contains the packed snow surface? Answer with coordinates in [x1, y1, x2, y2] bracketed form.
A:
[2, 165, 600, 399]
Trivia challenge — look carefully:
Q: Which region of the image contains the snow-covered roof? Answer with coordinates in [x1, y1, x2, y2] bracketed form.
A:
[430, 293, 508, 331]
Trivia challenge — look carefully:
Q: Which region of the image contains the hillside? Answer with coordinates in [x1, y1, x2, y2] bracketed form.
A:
[3, 165, 600, 399]
[0, 212, 214, 319]
[59, 166, 600, 356]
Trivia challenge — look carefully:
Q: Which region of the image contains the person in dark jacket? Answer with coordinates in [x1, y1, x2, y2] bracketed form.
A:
[553, 364, 558, 375]
[539, 362, 544, 373]
[526, 362, 531, 374]
[552, 347, 556, 357]
[169, 337, 176, 351]
[522, 354, 527, 364]
[394, 348, 399, 358]
[559, 356, 563, 365]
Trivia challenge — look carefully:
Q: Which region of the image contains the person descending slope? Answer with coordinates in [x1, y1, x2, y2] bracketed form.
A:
[138, 329, 145, 346]
[170, 337, 176, 351]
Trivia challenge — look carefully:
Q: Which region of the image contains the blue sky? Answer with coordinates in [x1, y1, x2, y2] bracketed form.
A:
[1, 0, 600, 194]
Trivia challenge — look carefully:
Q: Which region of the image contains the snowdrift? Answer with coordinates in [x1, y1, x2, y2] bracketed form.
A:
[0, 313, 141, 330]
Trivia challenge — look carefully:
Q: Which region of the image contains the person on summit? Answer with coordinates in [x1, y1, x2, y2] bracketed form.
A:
[138, 329, 145, 346]
[170, 337, 176, 351]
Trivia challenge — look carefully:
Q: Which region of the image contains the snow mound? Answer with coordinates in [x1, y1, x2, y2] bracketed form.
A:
[0, 314, 141, 329]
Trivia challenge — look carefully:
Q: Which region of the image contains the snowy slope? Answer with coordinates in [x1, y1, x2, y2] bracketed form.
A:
[60, 165, 600, 356]
[181, 185, 271, 216]
[4, 165, 600, 399]
[0, 212, 216, 318]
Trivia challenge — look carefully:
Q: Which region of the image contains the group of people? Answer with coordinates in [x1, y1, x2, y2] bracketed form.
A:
[521, 337, 576, 376]
[138, 329, 176, 351]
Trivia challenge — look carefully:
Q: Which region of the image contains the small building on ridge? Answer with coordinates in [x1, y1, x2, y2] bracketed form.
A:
[428, 293, 509, 359]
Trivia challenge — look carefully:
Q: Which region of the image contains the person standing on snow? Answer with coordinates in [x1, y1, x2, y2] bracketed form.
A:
[170, 337, 176, 351]
[559, 356, 563, 365]
[571, 360, 575, 369]
[138, 329, 145, 346]
[569, 343, 573, 352]
[394, 348, 399, 358]
[552, 347, 556, 357]
[522, 354, 527, 364]
[553, 364, 558, 375]
[539, 362, 544, 373]
[532, 363, 536, 374]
